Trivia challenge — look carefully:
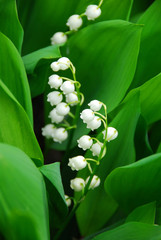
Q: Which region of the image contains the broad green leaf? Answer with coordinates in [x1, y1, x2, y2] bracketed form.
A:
[0, 32, 33, 123]
[0, 0, 23, 52]
[124, 72, 161, 125]
[76, 92, 140, 235]
[76, 0, 133, 21]
[64, 20, 142, 113]
[126, 202, 156, 224]
[105, 153, 161, 213]
[149, 120, 161, 153]
[92, 222, 161, 240]
[0, 143, 49, 240]
[130, 0, 161, 88]
[130, 0, 154, 22]
[40, 162, 68, 226]
[23, 45, 61, 74]
[157, 142, 161, 153]
[0, 80, 43, 166]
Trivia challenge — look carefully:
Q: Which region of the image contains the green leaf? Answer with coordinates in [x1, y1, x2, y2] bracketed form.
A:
[126, 202, 156, 224]
[40, 162, 68, 226]
[0, 32, 33, 123]
[76, 0, 133, 21]
[64, 20, 142, 113]
[0, 80, 43, 166]
[0, 143, 49, 240]
[76, 92, 140, 235]
[23, 45, 61, 74]
[92, 222, 161, 240]
[130, 0, 161, 88]
[105, 153, 161, 213]
[0, 0, 23, 52]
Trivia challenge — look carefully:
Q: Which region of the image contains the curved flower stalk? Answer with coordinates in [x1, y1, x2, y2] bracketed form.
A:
[50, 0, 104, 45]
[42, 57, 84, 144]
[55, 99, 118, 239]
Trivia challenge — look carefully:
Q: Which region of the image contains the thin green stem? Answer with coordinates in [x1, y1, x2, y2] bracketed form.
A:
[98, 0, 104, 8]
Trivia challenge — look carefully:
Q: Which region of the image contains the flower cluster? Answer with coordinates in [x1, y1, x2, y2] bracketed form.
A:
[66, 99, 118, 195]
[51, 0, 103, 45]
[42, 57, 83, 143]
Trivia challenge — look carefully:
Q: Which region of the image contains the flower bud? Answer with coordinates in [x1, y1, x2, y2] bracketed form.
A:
[58, 57, 70, 70]
[66, 92, 79, 106]
[42, 124, 56, 139]
[56, 102, 70, 116]
[87, 116, 101, 131]
[49, 108, 64, 124]
[88, 100, 102, 111]
[47, 91, 63, 106]
[48, 74, 63, 89]
[70, 178, 85, 192]
[80, 109, 95, 123]
[53, 128, 68, 143]
[51, 32, 67, 45]
[77, 135, 93, 150]
[102, 127, 118, 142]
[85, 5, 101, 20]
[68, 156, 87, 171]
[91, 142, 102, 157]
[60, 81, 75, 94]
[50, 61, 60, 72]
[86, 175, 100, 189]
[66, 14, 83, 31]
[65, 195, 71, 207]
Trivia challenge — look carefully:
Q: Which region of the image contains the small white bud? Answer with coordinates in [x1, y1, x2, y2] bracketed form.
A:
[50, 61, 60, 72]
[53, 128, 68, 143]
[102, 127, 118, 142]
[65, 195, 71, 207]
[56, 102, 70, 116]
[48, 74, 63, 89]
[77, 135, 93, 150]
[87, 116, 101, 131]
[42, 124, 56, 139]
[68, 156, 87, 171]
[58, 57, 70, 70]
[86, 175, 101, 189]
[60, 81, 75, 94]
[51, 32, 67, 45]
[91, 142, 102, 157]
[66, 14, 83, 31]
[47, 91, 63, 106]
[70, 178, 85, 192]
[85, 5, 101, 20]
[88, 100, 102, 111]
[66, 92, 79, 106]
[80, 109, 95, 123]
[49, 108, 64, 124]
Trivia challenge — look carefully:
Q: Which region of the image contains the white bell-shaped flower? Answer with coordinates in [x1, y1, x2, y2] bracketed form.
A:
[42, 124, 56, 139]
[49, 108, 64, 124]
[91, 142, 102, 156]
[50, 61, 60, 72]
[102, 127, 118, 142]
[86, 175, 101, 189]
[58, 57, 71, 70]
[70, 178, 85, 192]
[66, 92, 79, 106]
[85, 5, 101, 20]
[56, 102, 70, 116]
[87, 116, 101, 131]
[66, 14, 83, 31]
[60, 81, 75, 94]
[77, 135, 93, 150]
[80, 109, 95, 123]
[88, 100, 102, 111]
[47, 91, 63, 106]
[68, 156, 87, 171]
[52, 127, 68, 143]
[48, 74, 63, 89]
[65, 195, 71, 207]
[51, 32, 67, 45]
